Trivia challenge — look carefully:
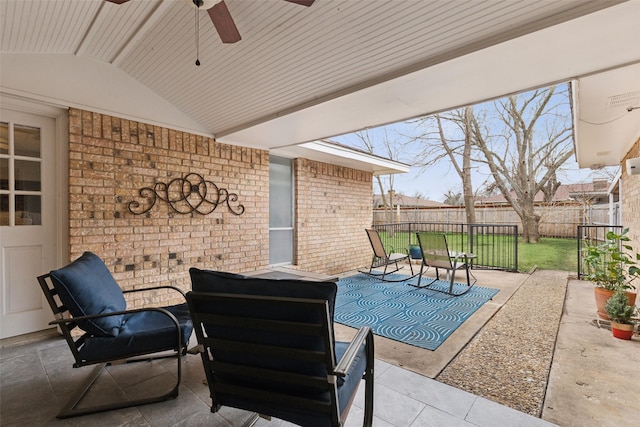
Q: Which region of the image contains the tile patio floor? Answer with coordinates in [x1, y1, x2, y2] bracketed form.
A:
[7, 268, 636, 426]
[0, 332, 555, 427]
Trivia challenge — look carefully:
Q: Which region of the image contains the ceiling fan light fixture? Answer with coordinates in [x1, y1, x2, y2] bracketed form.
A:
[188, 0, 218, 10]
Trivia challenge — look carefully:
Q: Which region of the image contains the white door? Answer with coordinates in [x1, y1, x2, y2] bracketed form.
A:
[0, 109, 58, 338]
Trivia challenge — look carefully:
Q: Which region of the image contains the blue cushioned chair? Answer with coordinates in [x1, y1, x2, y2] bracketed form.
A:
[37, 252, 193, 418]
[187, 268, 374, 427]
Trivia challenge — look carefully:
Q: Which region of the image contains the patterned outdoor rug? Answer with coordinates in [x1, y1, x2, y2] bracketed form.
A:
[334, 273, 499, 351]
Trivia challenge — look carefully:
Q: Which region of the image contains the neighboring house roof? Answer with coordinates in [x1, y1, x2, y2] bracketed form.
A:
[373, 194, 447, 208]
[476, 181, 612, 205]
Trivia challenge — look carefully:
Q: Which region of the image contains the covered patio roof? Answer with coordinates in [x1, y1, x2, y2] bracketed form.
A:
[1, 1, 639, 168]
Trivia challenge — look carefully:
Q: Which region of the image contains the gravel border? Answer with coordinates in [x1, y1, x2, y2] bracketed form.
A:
[436, 269, 568, 416]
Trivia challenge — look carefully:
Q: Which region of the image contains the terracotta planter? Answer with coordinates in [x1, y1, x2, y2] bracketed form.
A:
[610, 321, 634, 340]
[594, 287, 637, 320]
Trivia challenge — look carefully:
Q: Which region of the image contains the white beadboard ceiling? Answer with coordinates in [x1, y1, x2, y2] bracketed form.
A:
[1, 0, 639, 169]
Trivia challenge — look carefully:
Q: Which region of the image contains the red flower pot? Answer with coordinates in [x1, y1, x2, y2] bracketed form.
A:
[611, 322, 634, 340]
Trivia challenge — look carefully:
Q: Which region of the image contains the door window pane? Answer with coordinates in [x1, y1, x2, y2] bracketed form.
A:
[14, 125, 40, 158]
[0, 194, 8, 225]
[15, 195, 41, 225]
[0, 122, 7, 155]
[1, 121, 42, 227]
[15, 160, 41, 191]
[0, 158, 7, 190]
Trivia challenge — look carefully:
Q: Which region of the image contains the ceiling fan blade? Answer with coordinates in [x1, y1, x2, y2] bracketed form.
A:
[208, 1, 241, 44]
[105, 0, 131, 4]
[284, 0, 315, 6]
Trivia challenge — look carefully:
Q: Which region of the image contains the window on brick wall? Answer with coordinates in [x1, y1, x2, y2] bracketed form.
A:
[269, 156, 294, 265]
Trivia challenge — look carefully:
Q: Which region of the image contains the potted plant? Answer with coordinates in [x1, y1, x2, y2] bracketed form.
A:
[604, 288, 637, 340]
[409, 244, 422, 260]
[584, 228, 639, 319]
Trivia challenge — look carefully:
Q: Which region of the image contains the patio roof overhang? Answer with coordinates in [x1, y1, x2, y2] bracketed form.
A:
[271, 139, 410, 175]
[572, 62, 640, 169]
[1, 1, 639, 169]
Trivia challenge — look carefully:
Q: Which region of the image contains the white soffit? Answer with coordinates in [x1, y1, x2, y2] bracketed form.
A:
[220, 1, 640, 150]
[2, 0, 623, 144]
[0, 53, 209, 135]
[270, 140, 410, 176]
[573, 62, 640, 168]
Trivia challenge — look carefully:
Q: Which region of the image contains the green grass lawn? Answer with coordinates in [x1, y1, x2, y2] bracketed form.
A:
[518, 237, 578, 272]
[377, 229, 578, 273]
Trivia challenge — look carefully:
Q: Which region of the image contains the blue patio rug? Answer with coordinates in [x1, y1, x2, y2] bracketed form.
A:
[334, 273, 499, 351]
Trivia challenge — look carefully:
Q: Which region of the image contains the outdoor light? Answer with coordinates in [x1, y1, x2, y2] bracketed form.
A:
[187, 0, 218, 9]
[626, 157, 640, 176]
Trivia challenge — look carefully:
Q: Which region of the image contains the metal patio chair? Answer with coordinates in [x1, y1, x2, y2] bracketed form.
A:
[362, 228, 414, 282]
[188, 268, 375, 427]
[411, 232, 477, 296]
[37, 251, 193, 418]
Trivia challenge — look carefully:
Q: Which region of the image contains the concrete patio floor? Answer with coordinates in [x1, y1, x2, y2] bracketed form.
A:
[542, 278, 640, 427]
[0, 332, 553, 427]
[1, 269, 638, 426]
[334, 268, 527, 379]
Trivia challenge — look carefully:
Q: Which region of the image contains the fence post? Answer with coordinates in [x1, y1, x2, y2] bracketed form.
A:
[577, 225, 582, 278]
[514, 225, 518, 272]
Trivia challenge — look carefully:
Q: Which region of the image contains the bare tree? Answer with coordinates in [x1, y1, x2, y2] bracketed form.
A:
[443, 189, 464, 206]
[354, 128, 403, 224]
[471, 84, 574, 242]
[412, 191, 426, 200]
[410, 106, 477, 223]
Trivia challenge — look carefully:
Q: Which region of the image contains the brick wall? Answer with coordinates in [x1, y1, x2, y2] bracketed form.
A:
[67, 109, 377, 306]
[621, 137, 640, 290]
[68, 109, 270, 306]
[294, 158, 373, 275]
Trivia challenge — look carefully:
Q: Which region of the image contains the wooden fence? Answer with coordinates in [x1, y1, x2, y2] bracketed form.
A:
[373, 203, 618, 238]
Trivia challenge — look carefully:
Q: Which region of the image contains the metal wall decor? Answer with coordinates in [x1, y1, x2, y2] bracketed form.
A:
[128, 173, 245, 216]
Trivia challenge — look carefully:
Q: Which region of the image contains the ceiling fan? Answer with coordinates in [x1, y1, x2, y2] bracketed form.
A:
[106, 0, 315, 44]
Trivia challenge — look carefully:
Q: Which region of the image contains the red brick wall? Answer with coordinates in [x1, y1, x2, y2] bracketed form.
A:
[68, 109, 270, 306]
[294, 158, 373, 275]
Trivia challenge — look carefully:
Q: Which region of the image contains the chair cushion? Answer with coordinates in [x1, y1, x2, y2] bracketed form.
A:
[50, 252, 126, 337]
[78, 303, 193, 362]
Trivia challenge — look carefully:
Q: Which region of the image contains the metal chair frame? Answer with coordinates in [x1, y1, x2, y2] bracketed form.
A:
[187, 291, 375, 427]
[411, 232, 477, 296]
[37, 274, 189, 419]
[361, 228, 415, 282]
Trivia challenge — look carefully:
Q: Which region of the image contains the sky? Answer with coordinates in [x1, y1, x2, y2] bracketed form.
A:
[330, 85, 619, 203]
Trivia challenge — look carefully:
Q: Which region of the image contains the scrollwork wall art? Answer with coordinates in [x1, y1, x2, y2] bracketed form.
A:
[127, 173, 245, 216]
